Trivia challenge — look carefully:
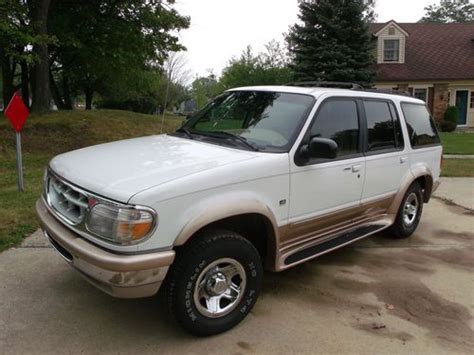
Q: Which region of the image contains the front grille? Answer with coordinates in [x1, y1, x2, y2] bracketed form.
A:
[47, 173, 89, 224]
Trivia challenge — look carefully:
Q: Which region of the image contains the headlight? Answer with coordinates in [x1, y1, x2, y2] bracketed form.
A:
[86, 203, 156, 245]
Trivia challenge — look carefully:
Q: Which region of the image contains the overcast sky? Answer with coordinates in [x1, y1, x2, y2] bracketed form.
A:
[174, 0, 436, 77]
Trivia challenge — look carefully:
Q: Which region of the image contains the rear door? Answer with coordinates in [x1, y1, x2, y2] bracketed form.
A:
[360, 99, 408, 207]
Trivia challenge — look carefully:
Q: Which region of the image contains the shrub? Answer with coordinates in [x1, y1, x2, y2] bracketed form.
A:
[440, 106, 459, 132]
[444, 106, 459, 122]
[439, 120, 457, 132]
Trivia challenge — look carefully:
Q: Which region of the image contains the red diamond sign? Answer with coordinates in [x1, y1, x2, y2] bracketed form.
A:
[4, 92, 29, 133]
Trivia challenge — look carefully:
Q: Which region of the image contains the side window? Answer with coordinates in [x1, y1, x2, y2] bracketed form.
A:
[364, 100, 403, 152]
[401, 103, 440, 147]
[309, 100, 360, 158]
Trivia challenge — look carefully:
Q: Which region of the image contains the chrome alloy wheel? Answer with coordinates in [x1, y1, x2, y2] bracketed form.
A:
[193, 258, 246, 318]
[403, 192, 419, 226]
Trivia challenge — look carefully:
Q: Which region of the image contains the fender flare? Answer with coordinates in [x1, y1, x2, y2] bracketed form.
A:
[388, 165, 434, 214]
[173, 198, 280, 258]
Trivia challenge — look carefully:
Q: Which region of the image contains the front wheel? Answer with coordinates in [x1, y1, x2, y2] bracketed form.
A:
[390, 182, 424, 238]
[166, 229, 263, 336]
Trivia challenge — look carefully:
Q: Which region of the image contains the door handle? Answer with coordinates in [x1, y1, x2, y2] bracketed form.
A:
[352, 165, 361, 173]
[400, 157, 408, 164]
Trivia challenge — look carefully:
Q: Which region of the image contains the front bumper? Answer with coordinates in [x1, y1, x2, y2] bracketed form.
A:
[36, 198, 175, 298]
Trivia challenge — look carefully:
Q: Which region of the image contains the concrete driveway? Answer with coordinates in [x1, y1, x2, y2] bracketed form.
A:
[1, 184, 473, 354]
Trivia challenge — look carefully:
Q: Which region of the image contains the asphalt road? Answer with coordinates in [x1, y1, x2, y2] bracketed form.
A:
[0, 198, 473, 354]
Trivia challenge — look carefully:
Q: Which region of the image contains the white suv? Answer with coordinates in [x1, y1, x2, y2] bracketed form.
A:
[37, 84, 442, 335]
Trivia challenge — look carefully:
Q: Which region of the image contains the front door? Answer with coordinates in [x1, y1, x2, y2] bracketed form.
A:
[287, 98, 365, 246]
[456, 90, 468, 126]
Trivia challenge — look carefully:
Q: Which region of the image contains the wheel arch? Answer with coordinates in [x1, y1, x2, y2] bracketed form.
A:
[174, 200, 280, 270]
[388, 165, 434, 214]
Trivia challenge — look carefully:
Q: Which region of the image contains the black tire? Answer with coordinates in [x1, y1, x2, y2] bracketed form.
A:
[165, 228, 263, 336]
[390, 182, 424, 239]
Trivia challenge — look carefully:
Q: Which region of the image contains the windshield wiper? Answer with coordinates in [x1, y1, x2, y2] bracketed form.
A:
[210, 131, 260, 152]
[176, 127, 195, 140]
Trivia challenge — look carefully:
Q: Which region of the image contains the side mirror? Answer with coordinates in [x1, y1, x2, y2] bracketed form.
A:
[301, 137, 338, 160]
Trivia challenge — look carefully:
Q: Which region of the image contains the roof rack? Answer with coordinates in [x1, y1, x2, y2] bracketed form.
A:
[286, 81, 363, 90]
[360, 88, 413, 97]
[286, 81, 414, 98]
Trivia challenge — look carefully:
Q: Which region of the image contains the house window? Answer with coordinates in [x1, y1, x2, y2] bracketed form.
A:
[413, 88, 428, 102]
[383, 39, 400, 62]
[471, 92, 474, 109]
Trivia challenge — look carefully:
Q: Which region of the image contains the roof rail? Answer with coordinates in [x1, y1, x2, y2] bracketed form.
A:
[285, 81, 416, 98]
[286, 81, 363, 90]
[359, 88, 413, 97]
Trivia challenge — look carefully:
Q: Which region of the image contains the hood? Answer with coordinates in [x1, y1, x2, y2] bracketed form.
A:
[49, 135, 257, 202]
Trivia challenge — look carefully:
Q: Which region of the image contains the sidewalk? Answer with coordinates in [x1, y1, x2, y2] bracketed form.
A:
[433, 177, 474, 210]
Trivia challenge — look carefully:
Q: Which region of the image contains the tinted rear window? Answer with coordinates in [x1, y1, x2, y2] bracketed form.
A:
[364, 100, 404, 151]
[401, 103, 440, 148]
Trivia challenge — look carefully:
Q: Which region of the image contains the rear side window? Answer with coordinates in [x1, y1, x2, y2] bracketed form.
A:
[363, 100, 404, 151]
[309, 100, 360, 157]
[401, 103, 440, 148]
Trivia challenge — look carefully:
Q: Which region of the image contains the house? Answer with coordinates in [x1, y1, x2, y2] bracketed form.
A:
[370, 21, 474, 128]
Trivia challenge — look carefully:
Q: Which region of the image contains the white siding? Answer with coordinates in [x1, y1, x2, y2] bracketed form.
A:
[377, 25, 406, 64]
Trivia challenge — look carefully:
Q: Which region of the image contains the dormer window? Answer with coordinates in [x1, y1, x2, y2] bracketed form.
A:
[374, 21, 408, 64]
[383, 39, 400, 62]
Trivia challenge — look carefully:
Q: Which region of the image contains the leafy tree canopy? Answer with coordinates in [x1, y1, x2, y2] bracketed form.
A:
[191, 73, 221, 109]
[1, 0, 189, 112]
[220, 41, 293, 89]
[48, 0, 189, 109]
[420, 0, 474, 23]
[0, 0, 55, 64]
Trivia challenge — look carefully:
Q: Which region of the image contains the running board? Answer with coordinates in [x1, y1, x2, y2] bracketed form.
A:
[283, 224, 387, 266]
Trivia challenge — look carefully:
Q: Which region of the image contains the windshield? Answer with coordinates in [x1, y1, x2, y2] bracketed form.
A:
[180, 91, 315, 152]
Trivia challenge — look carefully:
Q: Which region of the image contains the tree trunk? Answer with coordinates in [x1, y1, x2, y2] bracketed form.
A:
[30, 0, 52, 114]
[49, 69, 65, 110]
[85, 88, 93, 110]
[62, 74, 73, 110]
[20, 61, 30, 108]
[0, 48, 15, 108]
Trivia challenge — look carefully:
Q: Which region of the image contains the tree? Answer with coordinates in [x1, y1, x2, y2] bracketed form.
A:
[219, 41, 293, 89]
[287, 0, 376, 86]
[0, 0, 49, 108]
[420, 0, 474, 23]
[191, 73, 222, 109]
[48, 0, 190, 110]
[1, 0, 190, 112]
[29, 0, 52, 113]
[160, 52, 192, 112]
[164, 52, 192, 87]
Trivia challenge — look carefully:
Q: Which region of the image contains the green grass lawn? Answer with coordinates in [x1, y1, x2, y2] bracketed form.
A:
[440, 132, 474, 155]
[0, 109, 182, 252]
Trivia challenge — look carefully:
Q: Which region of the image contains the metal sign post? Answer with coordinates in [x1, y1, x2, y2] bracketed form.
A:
[15, 132, 24, 192]
[4, 91, 29, 192]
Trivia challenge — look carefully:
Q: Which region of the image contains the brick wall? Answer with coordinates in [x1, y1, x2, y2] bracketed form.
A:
[432, 84, 449, 122]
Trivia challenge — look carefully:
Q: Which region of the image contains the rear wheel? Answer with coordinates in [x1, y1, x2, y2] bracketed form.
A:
[166, 229, 263, 336]
[390, 182, 423, 239]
